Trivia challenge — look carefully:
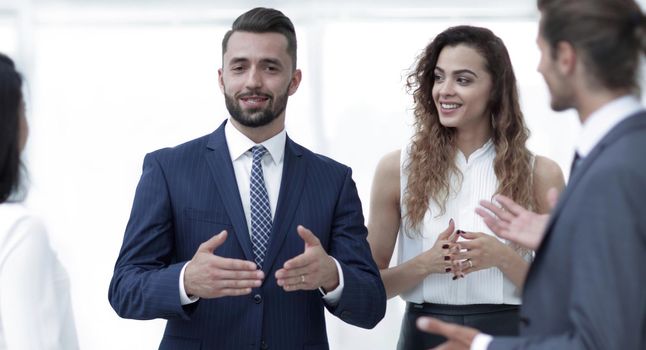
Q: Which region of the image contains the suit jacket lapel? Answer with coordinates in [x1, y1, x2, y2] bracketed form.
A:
[534, 111, 646, 260]
[205, 121, 254, 261]
[261, 137, 306, 273]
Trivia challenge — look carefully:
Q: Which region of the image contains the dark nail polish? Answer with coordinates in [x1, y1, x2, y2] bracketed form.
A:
[445, 267, 451, 272]
[444, 256, 450, 261]
[442, 244, 449, 249]
[452, 276, 458, 280]
[457, 230, 465, 235]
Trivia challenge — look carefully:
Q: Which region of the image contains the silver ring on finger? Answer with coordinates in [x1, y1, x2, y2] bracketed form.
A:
[301, 275, 305, 284]
[467, 259, 473, 268]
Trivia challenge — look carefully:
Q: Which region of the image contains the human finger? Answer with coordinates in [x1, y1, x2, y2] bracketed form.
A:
[212, 269, 264, 280]
[437, 219, 456, 240]
[275, 265, 310, 280]
[216, 278, 263, 289]
[282, 251, 313, 270]
[494, 194, 526, 216]
[197, 230, 228, 253]
[216, 256, 260, 271]
[479, 200, 515, 223]
[296, 225, 321, 247]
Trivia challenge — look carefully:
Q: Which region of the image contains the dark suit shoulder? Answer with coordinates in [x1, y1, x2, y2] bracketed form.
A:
[147, 133, 211, 163]
[289, 140, 351, 176]
[600, 121, 646, 172]
[577, 123, 646, 216]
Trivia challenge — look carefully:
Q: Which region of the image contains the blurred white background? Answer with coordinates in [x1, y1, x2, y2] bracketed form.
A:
[1, 0, 644, 348]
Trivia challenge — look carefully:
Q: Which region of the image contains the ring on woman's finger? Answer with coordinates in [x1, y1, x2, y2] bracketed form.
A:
[300, 275, 305, 284]
[467, 259, 474, 268]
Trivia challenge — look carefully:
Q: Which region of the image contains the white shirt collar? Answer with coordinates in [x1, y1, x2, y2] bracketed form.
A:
[576, 95, 643, 157]
[224, 119, 286, 164]
[456, 138, 494, 166]
[471, 138, 494, 159]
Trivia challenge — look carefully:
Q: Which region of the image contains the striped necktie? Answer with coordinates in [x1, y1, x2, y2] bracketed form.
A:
[249, 145, 272, 268]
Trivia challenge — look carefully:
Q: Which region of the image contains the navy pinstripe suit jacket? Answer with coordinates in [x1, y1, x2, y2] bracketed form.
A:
[109, 121, 386, 350]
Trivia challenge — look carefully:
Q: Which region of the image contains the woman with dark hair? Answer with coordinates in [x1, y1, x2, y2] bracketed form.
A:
[0, 53, 78, 349]
[367, 26, 564, 349]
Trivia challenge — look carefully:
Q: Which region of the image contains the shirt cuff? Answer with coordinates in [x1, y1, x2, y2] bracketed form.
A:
[471, 333, 493, 350]
[319, 257, 344, 306]
[179, 262, 199, 305]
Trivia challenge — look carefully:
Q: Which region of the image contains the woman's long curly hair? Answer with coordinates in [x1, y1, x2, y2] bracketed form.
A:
[404, 25, 535, 231]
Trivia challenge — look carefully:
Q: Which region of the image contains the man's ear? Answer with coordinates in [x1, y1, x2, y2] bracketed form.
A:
[217, 68, 225, 93]
[555, 41, 576, 76]
[287, 69, 302, 96]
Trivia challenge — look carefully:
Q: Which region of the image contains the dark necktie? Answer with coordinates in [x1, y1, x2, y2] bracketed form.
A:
[570, 152, 583, 176]
[250, 145, 272, 268]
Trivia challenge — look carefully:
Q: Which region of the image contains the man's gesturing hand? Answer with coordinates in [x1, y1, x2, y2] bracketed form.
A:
[275, 225, 339, 292]
[476, 194, 549, 251]
[184, 231, 264, 298]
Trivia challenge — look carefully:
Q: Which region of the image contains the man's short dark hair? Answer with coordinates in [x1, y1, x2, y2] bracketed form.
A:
[221, 7, 297, 70]
[538, 0, 645, 93]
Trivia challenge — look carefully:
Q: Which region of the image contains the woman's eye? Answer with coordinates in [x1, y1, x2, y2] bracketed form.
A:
[457, 77, 471, 85]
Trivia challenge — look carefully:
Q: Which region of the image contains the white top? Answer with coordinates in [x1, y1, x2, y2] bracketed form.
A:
[179, 120, 343, 305]
[0, 203, 78, 350]
[398, 139, 529, 305]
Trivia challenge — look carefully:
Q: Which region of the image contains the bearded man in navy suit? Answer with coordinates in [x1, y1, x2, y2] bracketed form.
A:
[109, 7, 386, 350]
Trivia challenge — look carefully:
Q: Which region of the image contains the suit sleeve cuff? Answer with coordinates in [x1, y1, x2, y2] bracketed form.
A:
[179, 262, 199, 305]
[471, 333, 493, 350]
[320, 257, 344, 306]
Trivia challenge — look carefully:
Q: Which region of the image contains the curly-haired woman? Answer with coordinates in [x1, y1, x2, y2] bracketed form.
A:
[367, 26, 564, 349]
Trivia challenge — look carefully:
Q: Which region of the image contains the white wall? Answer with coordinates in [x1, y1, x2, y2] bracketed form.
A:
[1, 1, 643, 349]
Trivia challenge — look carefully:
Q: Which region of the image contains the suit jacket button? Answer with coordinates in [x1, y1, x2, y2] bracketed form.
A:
[253, 294, 262, 304]
[260, 340, 269, 349]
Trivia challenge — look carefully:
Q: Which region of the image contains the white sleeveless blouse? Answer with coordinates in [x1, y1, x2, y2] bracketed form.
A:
[397, 140, 530, 305]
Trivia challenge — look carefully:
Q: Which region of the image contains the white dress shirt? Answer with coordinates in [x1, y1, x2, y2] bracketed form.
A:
[180, 120, 343, 305]
[575, 95, 643, 158]
[471, 95, 644, 350]
[0, 203, 78, 350]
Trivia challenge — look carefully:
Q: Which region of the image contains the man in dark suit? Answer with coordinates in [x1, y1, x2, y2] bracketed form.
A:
[417, 0, 646, 349]
[108, 7, 385, 349]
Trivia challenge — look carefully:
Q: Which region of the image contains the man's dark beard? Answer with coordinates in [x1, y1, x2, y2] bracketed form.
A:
[224, 88, 288, 128]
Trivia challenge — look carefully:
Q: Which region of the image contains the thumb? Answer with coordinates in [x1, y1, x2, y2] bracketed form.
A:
[416, 316, 478, 345]
[437, 218, 455, 241]
[198, 230, 227, 253]
[458, 231, 482, 240]
[546, 187, 559, 210]
[416, 316, 449, 335]
[297, 225, 321, 248]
